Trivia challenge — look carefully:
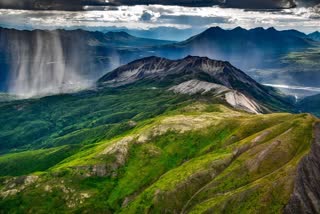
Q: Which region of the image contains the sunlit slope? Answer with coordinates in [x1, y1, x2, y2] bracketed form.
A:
[0, 86, 189, 155]
[0, 102, 316, 213]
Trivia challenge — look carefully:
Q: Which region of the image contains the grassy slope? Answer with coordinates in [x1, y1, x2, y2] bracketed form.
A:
[0, 98, 316, 213]
[0, 85, 189, 154]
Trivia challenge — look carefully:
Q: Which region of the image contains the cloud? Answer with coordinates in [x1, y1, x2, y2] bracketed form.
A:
[0, 0, 314, 10]
[0, 4, 319, 38]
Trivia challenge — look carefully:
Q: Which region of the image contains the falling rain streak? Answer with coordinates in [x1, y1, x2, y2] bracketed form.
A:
[8, 31, 91, 97]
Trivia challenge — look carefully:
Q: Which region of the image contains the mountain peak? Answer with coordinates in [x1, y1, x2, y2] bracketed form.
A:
[232, 26, 246, 32]
[308, 31, 320, 41]
[183, 55, 210, 61]
[203, 26, 224, 34]
[309, 31, 320, 35]
[267, 27, 277, 32]
[250, 27, 265, 31]
[98, 56, 246, 87]
[98, 56, 292, 113]
[104, 31, 135, 39]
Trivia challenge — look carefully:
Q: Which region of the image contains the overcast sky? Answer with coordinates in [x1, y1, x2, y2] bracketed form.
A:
[0, 4, 319, 40]
[0, 0, 301, 10]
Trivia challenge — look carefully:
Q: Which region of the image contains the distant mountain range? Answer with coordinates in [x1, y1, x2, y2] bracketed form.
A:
[0, 26, 319, 96]
[150, 26, 317, 70]
[308, 31, 320, 41]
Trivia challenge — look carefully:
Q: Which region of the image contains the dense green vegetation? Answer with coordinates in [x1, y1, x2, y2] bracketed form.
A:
[0, 85, 189, 154]
[0, 90, 316, 213]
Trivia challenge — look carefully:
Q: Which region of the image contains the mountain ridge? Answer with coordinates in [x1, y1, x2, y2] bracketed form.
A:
[148, 26, 319, 71]
[1, 26, 319, 96]
[0, 54, 319, 213]
[308, 31, 320, 41]
[99, 55, 294, 113]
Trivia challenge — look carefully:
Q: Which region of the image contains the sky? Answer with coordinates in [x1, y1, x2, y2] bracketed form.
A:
[0, 3, 319, 40]
[0, 0, 300, 10]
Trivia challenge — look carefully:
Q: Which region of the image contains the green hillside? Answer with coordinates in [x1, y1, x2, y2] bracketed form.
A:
[0, 84, 317, 213]
[0, 85, 190, 155]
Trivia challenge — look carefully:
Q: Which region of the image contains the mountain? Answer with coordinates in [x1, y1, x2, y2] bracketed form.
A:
[297, 94, 320, 117]
[308, 31, 320, 41]
[0, 55, 319, 213]
[1, 26, 318, 97]
[0, 55, 294, 154]
[0, 27, 170, 96]
[281, 29, 308, 38]
[0, 73, 318, 212]
[151, 27, 317, 70]
[154, 27, 319, 89]
[102, 31, 173, 47]
[104, 26, 200, 41]
[99, 56, 294, 113]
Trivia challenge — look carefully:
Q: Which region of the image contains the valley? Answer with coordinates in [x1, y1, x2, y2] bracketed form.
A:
[0, 55, 319, 212]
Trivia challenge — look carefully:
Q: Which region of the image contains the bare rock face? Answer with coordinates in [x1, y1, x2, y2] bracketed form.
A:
[0, 175, 39, 198]
[169, 79, 229, 95]
[284, 122, 320, 214]
[169, 79, 264, 114]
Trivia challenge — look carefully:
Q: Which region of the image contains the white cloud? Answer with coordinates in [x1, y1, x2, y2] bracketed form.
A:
[0, 5, 319, 34]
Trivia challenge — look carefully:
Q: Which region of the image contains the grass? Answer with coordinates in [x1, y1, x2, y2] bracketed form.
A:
[0, 85, 189, 154]
[120, 113, 314, 213]
[0, 145, 81, 176]
[0, 85, 317, 213]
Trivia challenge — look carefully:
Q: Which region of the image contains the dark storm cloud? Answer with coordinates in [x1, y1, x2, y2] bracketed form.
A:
[296, 0, 320, 6]
[0, 0, 309, 10]
[224, 0, 296, 9]
[0, 0, 83, 10]
[110, 0, 297, 9]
